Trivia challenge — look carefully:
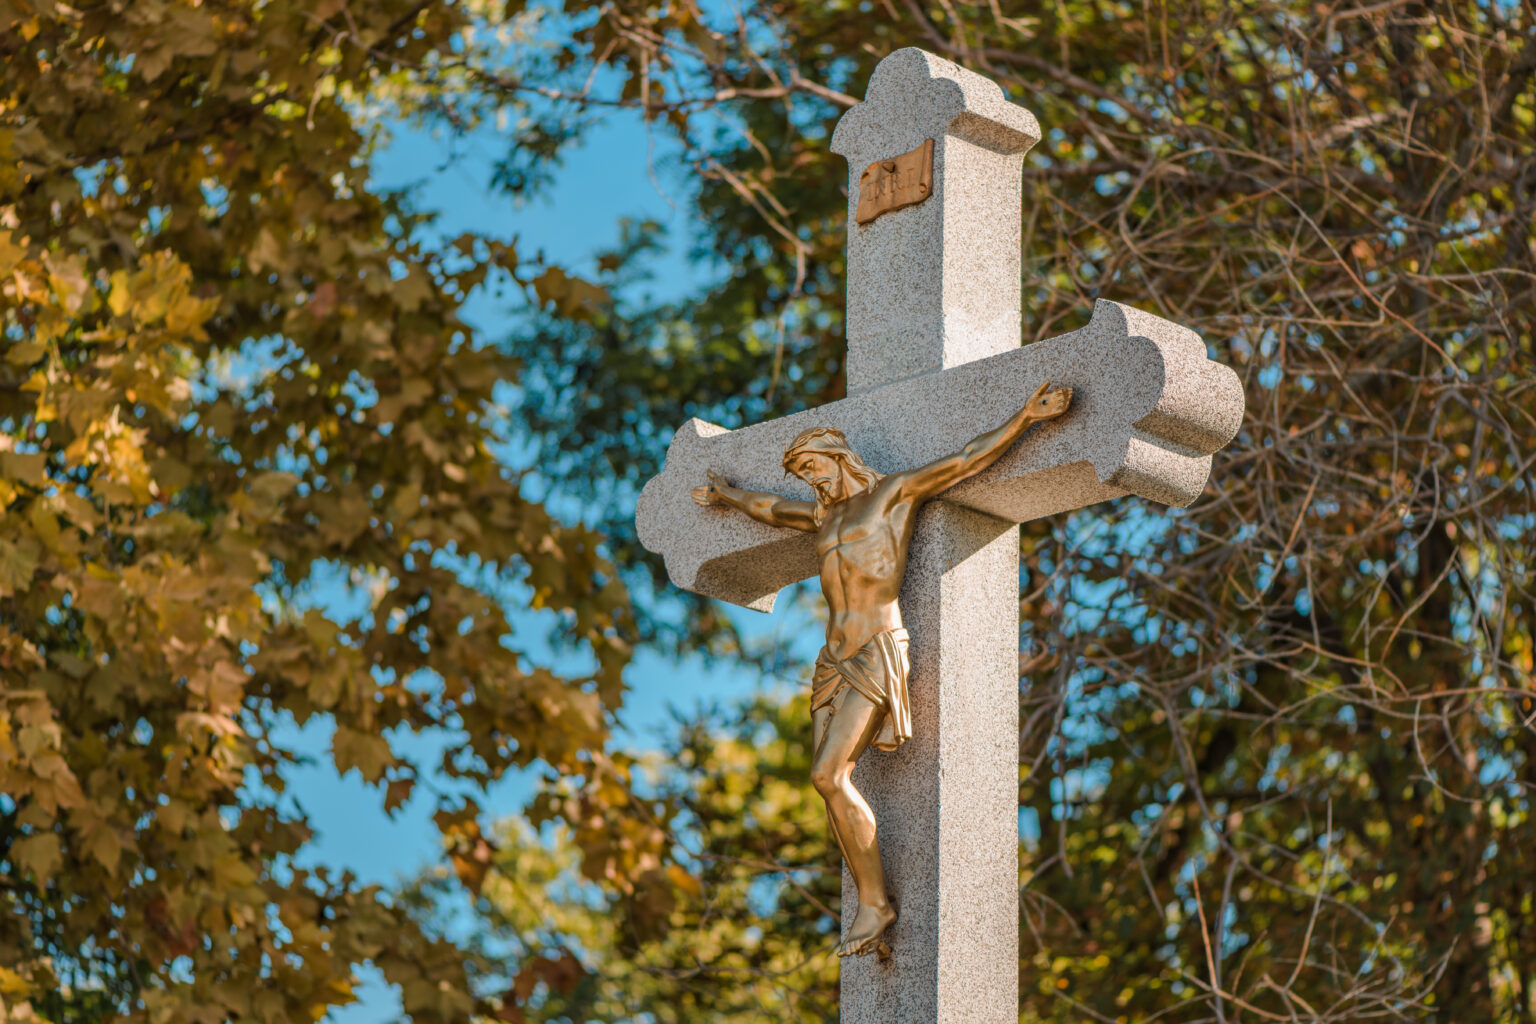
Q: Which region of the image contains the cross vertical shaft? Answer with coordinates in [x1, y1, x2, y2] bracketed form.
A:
[829, 48, 1040, 1021]
[838, 504, 1019, 1022]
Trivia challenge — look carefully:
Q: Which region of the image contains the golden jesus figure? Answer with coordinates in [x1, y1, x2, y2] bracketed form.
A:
[691, 381, 1073, 958]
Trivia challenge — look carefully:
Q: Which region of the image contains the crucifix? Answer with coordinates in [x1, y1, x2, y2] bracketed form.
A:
[635, 48, 1245, 1023]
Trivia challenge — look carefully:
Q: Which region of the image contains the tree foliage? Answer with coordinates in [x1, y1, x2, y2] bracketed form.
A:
[9, 0, 1536, 1019]
[419, 0, 1536, 1020]
[401, 694, 839, 1022]
[0, 2, 678, 1021]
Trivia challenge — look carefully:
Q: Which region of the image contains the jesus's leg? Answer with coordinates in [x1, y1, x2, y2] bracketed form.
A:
[809, 690, 896, 958]
[811, 704, 853, 870]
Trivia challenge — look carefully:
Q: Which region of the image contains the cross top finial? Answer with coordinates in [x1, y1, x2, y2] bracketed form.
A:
[830, 48, 1040, 167]
[829, 49, 1043, 394]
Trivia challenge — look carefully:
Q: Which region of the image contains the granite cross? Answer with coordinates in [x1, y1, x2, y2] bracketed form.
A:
[635, 48, 1245, 1023]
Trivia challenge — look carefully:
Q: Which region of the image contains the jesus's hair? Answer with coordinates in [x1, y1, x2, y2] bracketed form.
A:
[782, 426, 884, 499]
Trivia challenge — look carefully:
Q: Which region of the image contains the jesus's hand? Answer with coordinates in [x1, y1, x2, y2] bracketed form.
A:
[1024, 381, 1073, 422]
[690, 469, 730, 506]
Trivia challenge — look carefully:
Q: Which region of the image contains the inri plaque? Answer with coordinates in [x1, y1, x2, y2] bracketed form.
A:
[855, 138, 934, 225]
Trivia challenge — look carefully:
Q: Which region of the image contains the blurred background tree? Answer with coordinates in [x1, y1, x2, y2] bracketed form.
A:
[5, 0, 1536, 1022]
[0, 3, 669, 1022]
[398, 695, 838, 1022]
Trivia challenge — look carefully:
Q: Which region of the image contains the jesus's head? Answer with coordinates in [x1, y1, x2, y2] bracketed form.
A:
[782, 427, 884, 514]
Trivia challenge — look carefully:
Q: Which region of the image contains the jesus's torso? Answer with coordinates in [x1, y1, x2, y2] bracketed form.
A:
[814, 480, 917, 660]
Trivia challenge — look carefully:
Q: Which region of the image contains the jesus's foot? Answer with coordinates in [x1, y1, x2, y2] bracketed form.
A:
[837, 900, 897, 958]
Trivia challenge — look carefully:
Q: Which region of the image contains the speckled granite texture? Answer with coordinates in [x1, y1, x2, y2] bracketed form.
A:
[633, 46, 1245, 1024]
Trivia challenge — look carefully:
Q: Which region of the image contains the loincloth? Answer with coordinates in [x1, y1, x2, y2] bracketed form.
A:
[810, 628, 911, 752]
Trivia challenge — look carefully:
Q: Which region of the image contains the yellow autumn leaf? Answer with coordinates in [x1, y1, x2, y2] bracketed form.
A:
[0, 231, 27, 276]
[82, 818, 124, 877]
[0, 966, 29, 996]
[44, 254, 92, 314]
[665, 862, 702, 898]
[0, 450, 47, 484]
[107, 268, 132, 317]
[0, 538, 40, 594]
[332, 726, 394, 783]
[5, 340, 46, 365]
[12, 832, 62, 884]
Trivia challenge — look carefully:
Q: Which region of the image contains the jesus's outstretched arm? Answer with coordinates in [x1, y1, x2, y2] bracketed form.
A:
[891, 381, 1072, 503]
[692, 469, 819, 532]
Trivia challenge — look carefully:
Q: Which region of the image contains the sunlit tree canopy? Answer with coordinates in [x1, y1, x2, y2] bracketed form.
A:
[3, 0, 1535, 1021]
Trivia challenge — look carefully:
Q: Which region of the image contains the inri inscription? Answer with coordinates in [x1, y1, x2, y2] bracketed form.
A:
[855, 138, 933, 225]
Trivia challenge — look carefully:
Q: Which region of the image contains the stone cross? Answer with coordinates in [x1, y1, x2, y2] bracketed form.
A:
[635, 48, 1244, 1023]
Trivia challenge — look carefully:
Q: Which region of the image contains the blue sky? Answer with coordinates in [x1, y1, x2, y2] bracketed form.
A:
[283, 106, 806, 1020]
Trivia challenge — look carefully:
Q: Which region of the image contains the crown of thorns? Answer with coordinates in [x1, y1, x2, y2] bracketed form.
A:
[782, 426, 855, 473]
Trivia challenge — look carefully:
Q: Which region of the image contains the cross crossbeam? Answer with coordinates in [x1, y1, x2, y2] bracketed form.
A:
[636, 298, 1242, 612]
